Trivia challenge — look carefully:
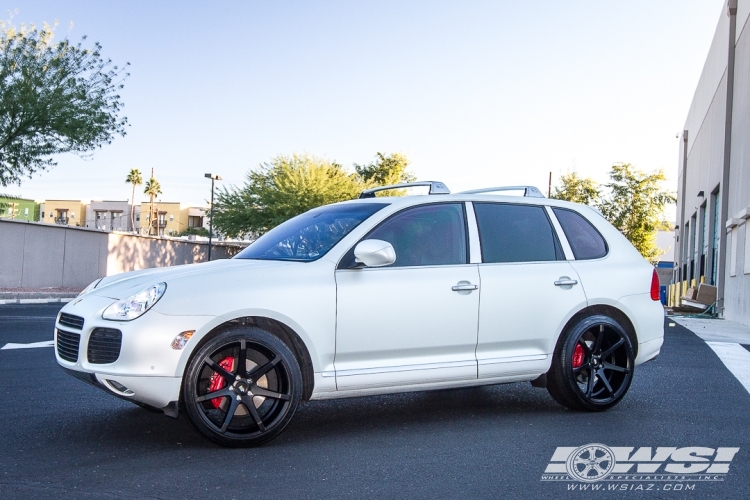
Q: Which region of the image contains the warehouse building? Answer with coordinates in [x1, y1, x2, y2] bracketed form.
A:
[673, 0, 750, 326]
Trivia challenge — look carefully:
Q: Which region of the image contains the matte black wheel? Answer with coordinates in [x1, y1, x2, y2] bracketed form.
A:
[547, 315, 634, 411]
[183, 327, 302, 447]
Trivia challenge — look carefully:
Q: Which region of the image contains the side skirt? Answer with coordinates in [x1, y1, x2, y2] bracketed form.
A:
[308, 372, 543, 400]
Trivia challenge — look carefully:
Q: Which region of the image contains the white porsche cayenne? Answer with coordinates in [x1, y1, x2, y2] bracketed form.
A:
[55, 182, 664, 447]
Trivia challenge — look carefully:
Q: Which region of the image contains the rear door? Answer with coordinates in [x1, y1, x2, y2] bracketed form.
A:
[473, 202, 587, 380]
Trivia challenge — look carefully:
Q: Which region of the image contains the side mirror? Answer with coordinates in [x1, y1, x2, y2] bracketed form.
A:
[353, 239, 396, 267]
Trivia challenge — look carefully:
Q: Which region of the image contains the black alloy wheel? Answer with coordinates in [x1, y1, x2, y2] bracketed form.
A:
[183, 327, 302, 447]
[547, 315, 635, 411]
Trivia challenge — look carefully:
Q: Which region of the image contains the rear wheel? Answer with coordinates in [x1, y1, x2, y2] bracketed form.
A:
[183, 327, 302, 447]
[547, 315, 634, 411]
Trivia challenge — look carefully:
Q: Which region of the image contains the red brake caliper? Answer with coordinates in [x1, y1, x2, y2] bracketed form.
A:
[572, 343, 585, 369]
[208, 356, 236, 409]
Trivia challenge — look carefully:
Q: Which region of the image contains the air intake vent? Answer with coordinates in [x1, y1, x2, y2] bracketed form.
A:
[56, 329, 80, 362]
[59, 313, 84, 330]
[87, 328, 122, 364]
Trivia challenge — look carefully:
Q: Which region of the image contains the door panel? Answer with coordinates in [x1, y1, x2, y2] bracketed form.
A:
[470, 202, 586, 380]
[335, 265, 480, 390]
[476, 261, 586, 378]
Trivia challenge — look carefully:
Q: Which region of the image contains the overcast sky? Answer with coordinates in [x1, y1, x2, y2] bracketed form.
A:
[4, 0, 725, 207]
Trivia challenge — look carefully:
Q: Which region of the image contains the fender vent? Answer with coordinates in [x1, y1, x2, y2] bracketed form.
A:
[87, 328, 123, 364]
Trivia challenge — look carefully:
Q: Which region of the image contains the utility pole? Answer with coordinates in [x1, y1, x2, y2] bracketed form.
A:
[548, 172, 552, 198]
[205, 173, 222, 261]
[150, 167, 157, 236]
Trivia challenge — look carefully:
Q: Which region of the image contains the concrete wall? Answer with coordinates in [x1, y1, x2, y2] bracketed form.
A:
[724, 4, 750, 324]
[682, 7, 730, 155]
[0, 219, 245, 289]
[677, 1, 750, 326]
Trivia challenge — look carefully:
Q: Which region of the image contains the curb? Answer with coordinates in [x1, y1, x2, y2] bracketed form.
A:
[0, 294, 78, 305]
[0, 298, 76, 305]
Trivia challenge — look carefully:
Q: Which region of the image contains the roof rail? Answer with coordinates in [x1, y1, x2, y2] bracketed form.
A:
[358, 181, 450, 199]
[459, 186, 545, 198]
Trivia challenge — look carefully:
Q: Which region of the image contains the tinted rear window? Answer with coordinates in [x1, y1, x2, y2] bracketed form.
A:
[474, 203, 559, 263]
[552, 207, 608, 260]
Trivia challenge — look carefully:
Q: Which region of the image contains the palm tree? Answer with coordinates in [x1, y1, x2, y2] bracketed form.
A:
[125, 168, 142, 232]
[143, 174, 162, 236]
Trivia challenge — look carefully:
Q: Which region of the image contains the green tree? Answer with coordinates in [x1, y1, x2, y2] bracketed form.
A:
[550, 172, 600, 206]
[355, 152, 415, 188]
[549, 164, 675, 263]
[213, 154, 361, 238]
[598, 163, 675, 263]
[178, 226, 209, 237]
[143, 176, 162, 236]
[125, 168, 142, 232]
[213, 153, 416, 238]
[0, 17, 128, 186]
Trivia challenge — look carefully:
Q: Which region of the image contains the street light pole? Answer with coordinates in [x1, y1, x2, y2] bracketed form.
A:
[205, 173, 222, 261]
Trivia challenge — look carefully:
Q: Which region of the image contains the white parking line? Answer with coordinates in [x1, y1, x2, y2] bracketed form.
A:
[1, 340, 55, 350]
[705, 341, 750, 395]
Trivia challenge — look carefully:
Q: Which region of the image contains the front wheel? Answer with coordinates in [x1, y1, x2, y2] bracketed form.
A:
[547, 315, 635, 411]
[183, 327, 302, 447]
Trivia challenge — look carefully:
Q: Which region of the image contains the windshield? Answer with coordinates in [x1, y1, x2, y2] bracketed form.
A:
[235, 202, 389, 261]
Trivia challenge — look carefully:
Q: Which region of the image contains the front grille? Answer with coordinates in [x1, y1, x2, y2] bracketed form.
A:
[87, 328, 122, 364]
[59, 313, 84, 330]
[56, 329, 80, 362]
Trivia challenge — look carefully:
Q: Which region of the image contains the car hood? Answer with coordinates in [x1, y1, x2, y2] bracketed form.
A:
[86, 259, 288, 300]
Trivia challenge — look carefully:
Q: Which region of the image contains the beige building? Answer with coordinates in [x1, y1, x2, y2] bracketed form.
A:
[38, 198, 208, 237]
[135, 202, 208, 237]
[186, 206, 208, 232]
[40, 200, 87, 227]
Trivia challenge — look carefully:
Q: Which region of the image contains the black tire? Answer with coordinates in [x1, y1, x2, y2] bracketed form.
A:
[183, 327, 302, 447]
[547, 315, 635, 411]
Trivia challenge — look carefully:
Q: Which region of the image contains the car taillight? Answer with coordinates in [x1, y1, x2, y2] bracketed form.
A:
[650, 269, 660, 301]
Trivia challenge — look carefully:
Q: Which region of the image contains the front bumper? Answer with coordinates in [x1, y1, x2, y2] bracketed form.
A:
[59, 365, 182, 416]
[54, 294, 217, 413]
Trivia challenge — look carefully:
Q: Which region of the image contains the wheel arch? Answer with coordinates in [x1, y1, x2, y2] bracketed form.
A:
[557, 304, 638, 359]
[184, 316, 316, 401]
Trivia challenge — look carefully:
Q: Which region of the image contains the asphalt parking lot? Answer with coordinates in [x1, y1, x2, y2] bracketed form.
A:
[1, 303, 749, 499]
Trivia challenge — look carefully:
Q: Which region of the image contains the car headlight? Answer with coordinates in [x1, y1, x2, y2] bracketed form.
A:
[78, 278, 103, 297]
[102, 283, 167, 321]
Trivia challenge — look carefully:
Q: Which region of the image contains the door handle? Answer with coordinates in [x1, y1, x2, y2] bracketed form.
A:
[452, 283, 478, 291]
[554, 278, 579, 286]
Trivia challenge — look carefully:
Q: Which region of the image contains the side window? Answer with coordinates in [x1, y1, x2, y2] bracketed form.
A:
[474, 203, 560, 263]
[552, 208, 608, 260]
[347, 203, 468, 268]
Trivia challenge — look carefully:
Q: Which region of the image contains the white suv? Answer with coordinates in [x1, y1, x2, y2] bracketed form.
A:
[55, 182, 664, 447]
